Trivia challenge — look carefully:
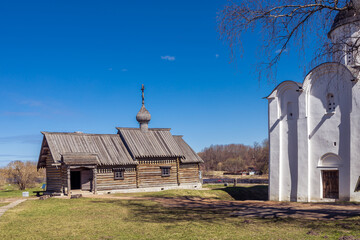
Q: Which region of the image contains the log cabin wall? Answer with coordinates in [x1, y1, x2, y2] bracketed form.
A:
[97, 166, 137, 191]
[137, 159, 178, 188]
[45, 154, 62, 192]
[179, 163, 200, 184]
[61, 166, 67, 194]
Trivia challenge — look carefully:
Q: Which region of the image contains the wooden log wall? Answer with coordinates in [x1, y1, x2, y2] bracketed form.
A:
[96, 166, 137, 191]
[137, 159, 177, 188]
[61, 166, 67, 193]
[179, 163, 200, 184]
[45, 159, 199, 193]
[45, 154, 62, 192]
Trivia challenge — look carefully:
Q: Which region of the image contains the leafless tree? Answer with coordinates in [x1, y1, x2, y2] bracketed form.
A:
[198, 139, 269, 173]
[0, 168, 6, 187]
[4, 161, 44, 190]
[218, 0, 359, 82]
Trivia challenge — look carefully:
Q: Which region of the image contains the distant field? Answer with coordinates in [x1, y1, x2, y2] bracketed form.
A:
[203, 171, 268, 179]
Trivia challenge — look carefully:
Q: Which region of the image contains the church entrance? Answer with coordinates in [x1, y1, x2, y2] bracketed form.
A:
[322, 170, 339, 199]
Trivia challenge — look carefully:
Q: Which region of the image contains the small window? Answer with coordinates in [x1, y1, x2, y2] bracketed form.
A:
[346, 44, 355, 65]
[114, 170, 124, 180]
[160, 167, 171, 177]
[348, 50, 354, 65]
[287, 102, 294, 120]
[327, 93, 336, 112]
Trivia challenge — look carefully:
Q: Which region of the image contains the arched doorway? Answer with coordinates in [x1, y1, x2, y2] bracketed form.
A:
[319, 153, 341, 199]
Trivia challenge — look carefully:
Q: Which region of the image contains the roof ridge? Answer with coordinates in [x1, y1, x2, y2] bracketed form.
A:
[42, 131, 118, 136]
[116, 127, 172, 131]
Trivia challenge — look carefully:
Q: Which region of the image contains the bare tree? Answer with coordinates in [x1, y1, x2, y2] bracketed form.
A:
[4, 161, 43, 190]
[198, 140, 269, 173]
[218, 0, 360, 82]
[0, 168, 6, 188]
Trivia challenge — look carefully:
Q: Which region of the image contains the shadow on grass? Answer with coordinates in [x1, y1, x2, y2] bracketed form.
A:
[216, 185, 268, 201]
[88, 198, 360, 234]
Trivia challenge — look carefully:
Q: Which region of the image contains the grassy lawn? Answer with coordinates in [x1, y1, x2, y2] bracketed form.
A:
[0, 202, 8, 207]
[115, 184, 268, 201]
[0, 184, 43, 199]
[114, 187, 234, 200]
[0, 197, 359, 240]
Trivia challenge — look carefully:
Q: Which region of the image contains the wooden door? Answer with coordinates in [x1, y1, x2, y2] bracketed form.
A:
[322, 170, 339, 199]
[81, 169, 92, 191]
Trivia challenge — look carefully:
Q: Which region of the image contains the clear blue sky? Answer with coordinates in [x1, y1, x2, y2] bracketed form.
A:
[0, 0, 307, 167]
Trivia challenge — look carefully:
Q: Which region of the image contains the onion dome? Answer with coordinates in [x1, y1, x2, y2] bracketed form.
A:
[136, 105, 151, 123]
[136, 84, 151, 131]
[329, 2, 360, 36]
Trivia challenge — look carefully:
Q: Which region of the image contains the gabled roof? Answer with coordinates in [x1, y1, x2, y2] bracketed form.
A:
[39, 128, 203, 166]
[41, 132, 136, 166]
[173, 136, 204, 163]
[117, 127, 184, 158]
[61, 153, 98, 165]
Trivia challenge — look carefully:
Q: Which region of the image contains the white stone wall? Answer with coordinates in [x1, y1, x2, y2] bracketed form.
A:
[329, 23, 360, 66]
[268, 63, 360, 202]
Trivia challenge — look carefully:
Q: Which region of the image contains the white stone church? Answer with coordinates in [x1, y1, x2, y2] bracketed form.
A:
[267, 2, 360, 202]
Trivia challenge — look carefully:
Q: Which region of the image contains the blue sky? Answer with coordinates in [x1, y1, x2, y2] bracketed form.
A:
[0, 0, 308, 167]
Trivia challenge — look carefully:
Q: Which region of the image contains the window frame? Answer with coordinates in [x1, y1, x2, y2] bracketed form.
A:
[160, 166, 171, 177]
[114, 169, 124, 180]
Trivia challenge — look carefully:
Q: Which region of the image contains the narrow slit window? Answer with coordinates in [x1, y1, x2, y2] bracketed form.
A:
[287, 102, 294, 120]
[327, 93, 336, 112]
[347, 44, 355, 65]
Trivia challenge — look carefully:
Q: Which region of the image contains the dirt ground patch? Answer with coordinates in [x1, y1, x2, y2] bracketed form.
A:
[87, 195, 360, 220]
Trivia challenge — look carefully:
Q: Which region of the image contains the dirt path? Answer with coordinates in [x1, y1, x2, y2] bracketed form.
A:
[86, 195, 360, 220]
[0, 199, 27, 218]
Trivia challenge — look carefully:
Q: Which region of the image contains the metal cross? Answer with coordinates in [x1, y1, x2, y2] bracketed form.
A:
[141, 84, 145, 105]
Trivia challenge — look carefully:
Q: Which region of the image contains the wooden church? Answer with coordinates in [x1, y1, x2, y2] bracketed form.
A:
[37, 85, 203, 195]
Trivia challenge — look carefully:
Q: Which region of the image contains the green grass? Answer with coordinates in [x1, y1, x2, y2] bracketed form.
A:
[0, 184, 43, 199]
[114, 188, 234, 200]
[0, 197, 359, 239]
[115, 184, 268, 201]
[0, 202, 8, 207]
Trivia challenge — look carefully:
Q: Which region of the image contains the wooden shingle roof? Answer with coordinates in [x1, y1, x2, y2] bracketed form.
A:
[117, 128, 184, 158]
[42, 132, 136, 166]
[173, 136, 204, 163]
[61, 153, 98, 165]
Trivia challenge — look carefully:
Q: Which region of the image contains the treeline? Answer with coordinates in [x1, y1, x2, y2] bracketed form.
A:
[198, 139, 269, 173]
[0, 161, 45, 190]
